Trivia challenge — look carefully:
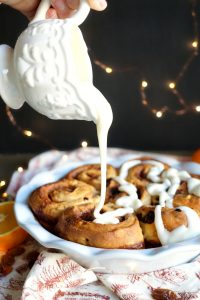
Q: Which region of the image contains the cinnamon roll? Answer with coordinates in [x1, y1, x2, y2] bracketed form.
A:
[106, 178, 151, 206]
[56, 203, 144, 249]
[136, 205, 188, 247]
[66, 164, 118, 191]
[29, 178, 99, 225]
[28, 155, 200, 250]
[173, 179, 200, 216]
[125, 157, 169, 188]
[149, 174, 200, 215]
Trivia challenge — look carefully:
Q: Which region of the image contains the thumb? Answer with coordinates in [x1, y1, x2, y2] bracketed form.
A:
[87, 0, 107, 11]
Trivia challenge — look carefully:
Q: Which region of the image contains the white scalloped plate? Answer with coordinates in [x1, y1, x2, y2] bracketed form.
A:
[15, 153, 200, 274]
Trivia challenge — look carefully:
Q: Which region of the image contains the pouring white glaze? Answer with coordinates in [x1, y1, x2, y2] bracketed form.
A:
[0, 0, 113, 219]
[94, 160, 143, 224]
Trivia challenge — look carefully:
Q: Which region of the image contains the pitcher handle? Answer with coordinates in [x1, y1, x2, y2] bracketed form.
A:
[31, 0, 90, 25]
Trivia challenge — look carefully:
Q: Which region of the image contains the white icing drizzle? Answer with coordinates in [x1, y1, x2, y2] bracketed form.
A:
[92, 103, 113, 221]
[93, 160, 143, 224]
[145, 160, 165, 182]
[94, 155, 200, 247]
[94, 207, 133, 224]
[155, 205, 200, 245]
[118, 160, 142, 179]
[147, 166, 192, 208]
[94, 159, 167, 224]
[114, 160, 148, 211]
[144, 162, 200, 245]
[94, 160, 164, 224]
[147, 180, 171, 195]
[158, 191, 172, 208]
[115, 175, 143, 210]
[187, 177, 200, 197]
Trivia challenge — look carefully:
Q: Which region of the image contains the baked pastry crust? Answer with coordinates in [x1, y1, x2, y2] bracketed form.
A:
[126, 157, 169, 188]
[55, 203, 144, 249]
[106, 178, 151, 206]
[173, 181, 200, 216]
[66, 163, 118, 191]
[29, 178, 99, 224]
[136, 205, 188, 247]
[29, 158, 200, 249]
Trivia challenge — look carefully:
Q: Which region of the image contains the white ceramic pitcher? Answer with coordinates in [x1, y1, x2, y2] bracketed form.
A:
[0, 0, 112, 123]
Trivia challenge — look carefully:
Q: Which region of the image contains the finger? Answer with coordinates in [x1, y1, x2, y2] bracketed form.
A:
[66, 0, 80, 10]
[51, 0, 107, 19]
[51, 0, 75, 19]
[87, 0, 107, 11]
[67, 0, 107, 11]
[56, 0, 107, 12]
[46, 7, 58, 19]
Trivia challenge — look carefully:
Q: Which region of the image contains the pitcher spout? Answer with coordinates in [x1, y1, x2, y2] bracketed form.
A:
[0, 44, 25, 109]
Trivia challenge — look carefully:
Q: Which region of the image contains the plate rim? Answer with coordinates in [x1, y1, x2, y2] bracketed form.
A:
[14, 151, 200, 267]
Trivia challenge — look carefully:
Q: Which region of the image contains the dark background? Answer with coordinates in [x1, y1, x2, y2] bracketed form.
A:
[0, 0, 200, 154]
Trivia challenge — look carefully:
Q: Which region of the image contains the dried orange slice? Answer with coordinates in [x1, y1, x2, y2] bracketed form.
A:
[192, 149, 200, 163]
[0, 201, 28, 251]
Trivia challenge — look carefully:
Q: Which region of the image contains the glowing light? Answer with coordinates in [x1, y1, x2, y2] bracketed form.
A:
[155, 111, 163, 118]
[81, 141, 88, 148]
[18, 167, 24, 173]
[195, 105, 200, 112]
[2, 192, 8, 198]
[0, 181, 6, 187]
[105, 67, 113, 74]
[23, 130, 32, 137]
[139, 2, 200, 117]
[192, 41, 198, 48]
[142, 99, 148, 106]
[169, 82, 176, 89]
[62, 154, 68, 161]
[142, 81, 148, 88]
[94, 60, 113, 73]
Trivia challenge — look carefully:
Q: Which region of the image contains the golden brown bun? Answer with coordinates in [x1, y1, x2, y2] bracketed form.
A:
[136, 205, 188, 246]
[106, 178, 151, 206]
[29, 178, 99, 224]
[56, 203, 144, 249]
[173, 179, 200, 216]
[29, 156, 200, 250]
[126, 157, 169, 188]
[66, 164, 118, 191]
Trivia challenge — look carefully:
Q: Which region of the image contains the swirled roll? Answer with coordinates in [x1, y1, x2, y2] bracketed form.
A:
[126, 157, 169, 188]
[29, 178, 99, 224]
[173, 179, 200, 216]
[136, 205, 188, 247]
[106, 178, 151, 206]
[66, 164, 118, 191]
[28, 156, 200, 250]
[56, 203, 144, 249]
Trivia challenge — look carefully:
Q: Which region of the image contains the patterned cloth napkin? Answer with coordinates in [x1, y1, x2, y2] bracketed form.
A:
[21, 250, 200, 300]
[4, 148, 200, 300]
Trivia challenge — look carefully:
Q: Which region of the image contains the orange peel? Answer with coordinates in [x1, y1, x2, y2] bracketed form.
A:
[0, 201, 28, 251]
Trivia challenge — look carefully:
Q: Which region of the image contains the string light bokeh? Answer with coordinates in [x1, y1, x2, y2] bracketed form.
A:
[94, 0, 200, 119]
[0, 1, 199, 160]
